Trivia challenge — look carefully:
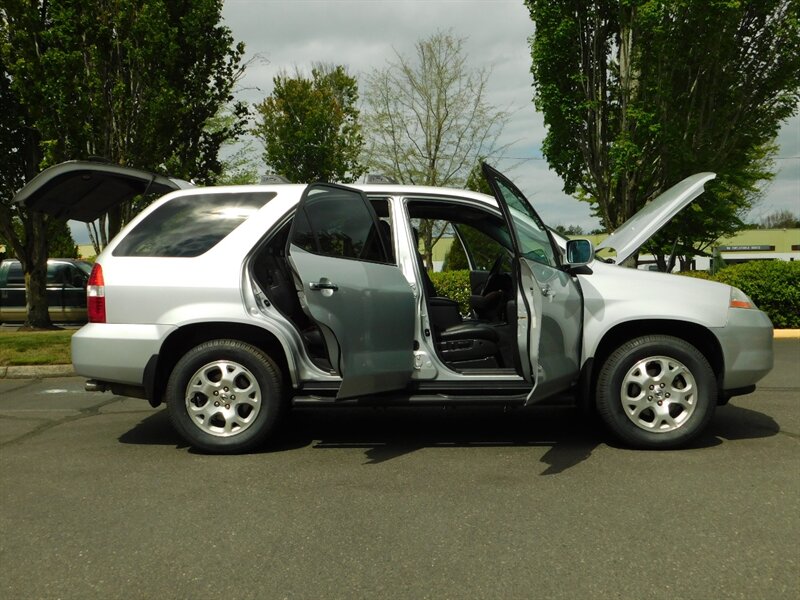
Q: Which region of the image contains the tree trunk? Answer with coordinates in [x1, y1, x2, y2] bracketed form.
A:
[23, 212, 55, 329]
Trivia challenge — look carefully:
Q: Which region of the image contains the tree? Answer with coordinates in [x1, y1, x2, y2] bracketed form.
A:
[253, 64, 365, 184]
[1, 0, 246, 327]
[759, 209, 800, 229]
[552, 224, 585, 237]
[527, 0, 800, 269]
[364, 31, 510, 269]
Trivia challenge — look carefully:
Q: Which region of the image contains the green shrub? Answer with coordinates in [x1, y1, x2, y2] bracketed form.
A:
[677, 270, 712, 280]
[712, 261, 800, 328]
[429, 270, 472, 314]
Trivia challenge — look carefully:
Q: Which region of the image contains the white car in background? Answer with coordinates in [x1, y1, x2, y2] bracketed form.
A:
[15, 161, 774, 453]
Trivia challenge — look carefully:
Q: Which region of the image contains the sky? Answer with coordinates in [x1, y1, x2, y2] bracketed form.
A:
[218, 0, 799, 231]
[67, 0, 800, 243]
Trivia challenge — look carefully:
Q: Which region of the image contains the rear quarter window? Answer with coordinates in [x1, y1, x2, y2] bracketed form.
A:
[113, 192, 276, 257]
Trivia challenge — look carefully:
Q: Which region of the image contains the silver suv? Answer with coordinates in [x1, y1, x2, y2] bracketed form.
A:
[16, 161, 774, 453]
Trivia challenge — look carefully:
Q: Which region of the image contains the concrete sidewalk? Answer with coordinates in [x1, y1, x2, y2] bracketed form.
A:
[2, 330, 798, 380]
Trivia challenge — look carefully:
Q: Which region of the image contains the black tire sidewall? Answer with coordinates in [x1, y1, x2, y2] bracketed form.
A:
[166, 339, 284, 454]
[597, 335, 716, 449]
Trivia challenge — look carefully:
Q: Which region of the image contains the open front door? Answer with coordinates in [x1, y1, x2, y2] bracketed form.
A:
[287, 183, 415, 399]
[481, 163, 583, 396]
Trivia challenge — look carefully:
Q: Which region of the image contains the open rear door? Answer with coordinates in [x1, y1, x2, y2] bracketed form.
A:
[287, 183, 415, 399]
[13, 160, 191, 222]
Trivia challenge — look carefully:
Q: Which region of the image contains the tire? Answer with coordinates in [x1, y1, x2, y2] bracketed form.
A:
[596, 335, 716, 449]
[165, 339, 285, 454]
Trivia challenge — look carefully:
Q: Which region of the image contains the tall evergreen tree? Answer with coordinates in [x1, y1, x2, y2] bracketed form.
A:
[527, 0, 800, 269]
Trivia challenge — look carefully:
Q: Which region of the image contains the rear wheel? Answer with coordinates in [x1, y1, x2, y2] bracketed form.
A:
[596, 335, 716, 449]
[166, 339, 285, 454]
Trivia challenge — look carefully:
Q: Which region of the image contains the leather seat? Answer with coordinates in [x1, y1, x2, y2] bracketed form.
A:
[436, 321, 499, 363]
[411, 238, 500, 364]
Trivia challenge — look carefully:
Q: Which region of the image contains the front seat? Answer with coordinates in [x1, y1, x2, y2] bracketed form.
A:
[413, 234, 500, 367]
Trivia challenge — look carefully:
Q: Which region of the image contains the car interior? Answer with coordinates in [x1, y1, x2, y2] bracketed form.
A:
[404, 200, 519, 374]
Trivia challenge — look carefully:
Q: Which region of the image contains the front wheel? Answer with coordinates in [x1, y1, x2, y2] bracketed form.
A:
[596, 335, 716, 449]
[166, 339, 285, 454]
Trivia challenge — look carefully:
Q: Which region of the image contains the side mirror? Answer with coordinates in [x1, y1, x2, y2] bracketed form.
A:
[565, 239, 594, 267]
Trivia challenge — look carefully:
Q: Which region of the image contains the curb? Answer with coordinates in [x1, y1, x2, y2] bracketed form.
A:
[2, 331, 798, 380]
[0, 365, 75, 379]
[773, 329, 800, 339]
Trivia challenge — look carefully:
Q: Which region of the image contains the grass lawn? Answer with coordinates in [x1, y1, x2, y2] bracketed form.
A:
[0, 330, 73, 366]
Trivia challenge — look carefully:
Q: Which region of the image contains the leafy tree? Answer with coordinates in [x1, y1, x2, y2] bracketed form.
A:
[1, 0, 245, 327]
[253, 64, 365, 184]
[527, 0, 800, 269]
[212, 107, 261, 186]
[364, 31, 510, 269]
[759, 209, 800, 229]
[552, 224, 585, 236]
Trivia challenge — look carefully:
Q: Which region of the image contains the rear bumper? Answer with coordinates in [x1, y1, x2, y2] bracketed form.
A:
[712, 308, 774, 391]
[71, 323, 174, 386]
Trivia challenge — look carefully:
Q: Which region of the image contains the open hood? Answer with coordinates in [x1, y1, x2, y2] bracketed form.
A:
[596, 172, 716, 264]
[13, 160, 193, 222]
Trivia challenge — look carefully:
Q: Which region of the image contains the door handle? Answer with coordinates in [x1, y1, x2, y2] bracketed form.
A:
[309, 280, 339, 292]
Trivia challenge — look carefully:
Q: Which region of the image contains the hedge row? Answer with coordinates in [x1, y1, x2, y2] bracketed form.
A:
[431, 261, 799, 328]
[429, 270, 472, 315]
[680, 261, 800, 329]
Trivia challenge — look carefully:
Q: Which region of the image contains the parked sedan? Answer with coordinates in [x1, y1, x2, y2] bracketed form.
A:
[14, 160, 773, 452]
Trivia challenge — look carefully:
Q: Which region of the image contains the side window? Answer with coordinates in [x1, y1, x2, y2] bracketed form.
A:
[46, 263, 71, 286]
[291, 186, 389, 264]
[451, 223, 509, 271]
[113, 192, 276, 257]
[484, 166, 559, 268]
[6, 263, 24, 286]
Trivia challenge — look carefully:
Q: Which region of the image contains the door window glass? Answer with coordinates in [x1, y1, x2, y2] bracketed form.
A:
[493, 178, 557, 267]
[451, 223, 509, 271]
[5, 262, 24, 286]
[293, 186, 388, 264]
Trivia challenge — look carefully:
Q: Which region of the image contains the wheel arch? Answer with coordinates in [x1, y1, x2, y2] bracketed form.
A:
[145, 322, 292, 407]
[580, 319, 724, 411]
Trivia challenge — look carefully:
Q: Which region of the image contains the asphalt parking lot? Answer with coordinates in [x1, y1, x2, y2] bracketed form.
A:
[1, 339, 798, 599]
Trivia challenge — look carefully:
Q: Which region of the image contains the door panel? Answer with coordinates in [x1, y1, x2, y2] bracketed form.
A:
[527, 262, 582, 401]
[289, 246, 415, 398]
[516, 258, 542, 383]
[287, 183, 415, 400]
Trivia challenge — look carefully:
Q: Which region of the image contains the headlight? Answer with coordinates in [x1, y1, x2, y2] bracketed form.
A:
[729, 287, 755, 309]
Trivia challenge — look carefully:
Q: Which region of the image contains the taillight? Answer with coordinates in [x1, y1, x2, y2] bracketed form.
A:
[87, 263, 106, 323]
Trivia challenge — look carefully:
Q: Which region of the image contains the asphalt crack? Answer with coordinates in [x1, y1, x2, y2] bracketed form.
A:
[0, 397, 125, 448]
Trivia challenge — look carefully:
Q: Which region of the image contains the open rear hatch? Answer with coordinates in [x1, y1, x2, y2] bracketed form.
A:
[13, 160, 192, 222]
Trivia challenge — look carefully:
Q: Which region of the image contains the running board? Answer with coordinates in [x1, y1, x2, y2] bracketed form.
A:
[291, 393, 530, 407]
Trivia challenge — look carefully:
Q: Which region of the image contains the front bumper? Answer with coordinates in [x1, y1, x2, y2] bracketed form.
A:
[712, 308, 774, 392]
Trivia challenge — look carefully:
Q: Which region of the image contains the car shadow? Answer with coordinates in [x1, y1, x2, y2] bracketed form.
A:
[118, 402, 781, 473]
[283, 406, 603, 475]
